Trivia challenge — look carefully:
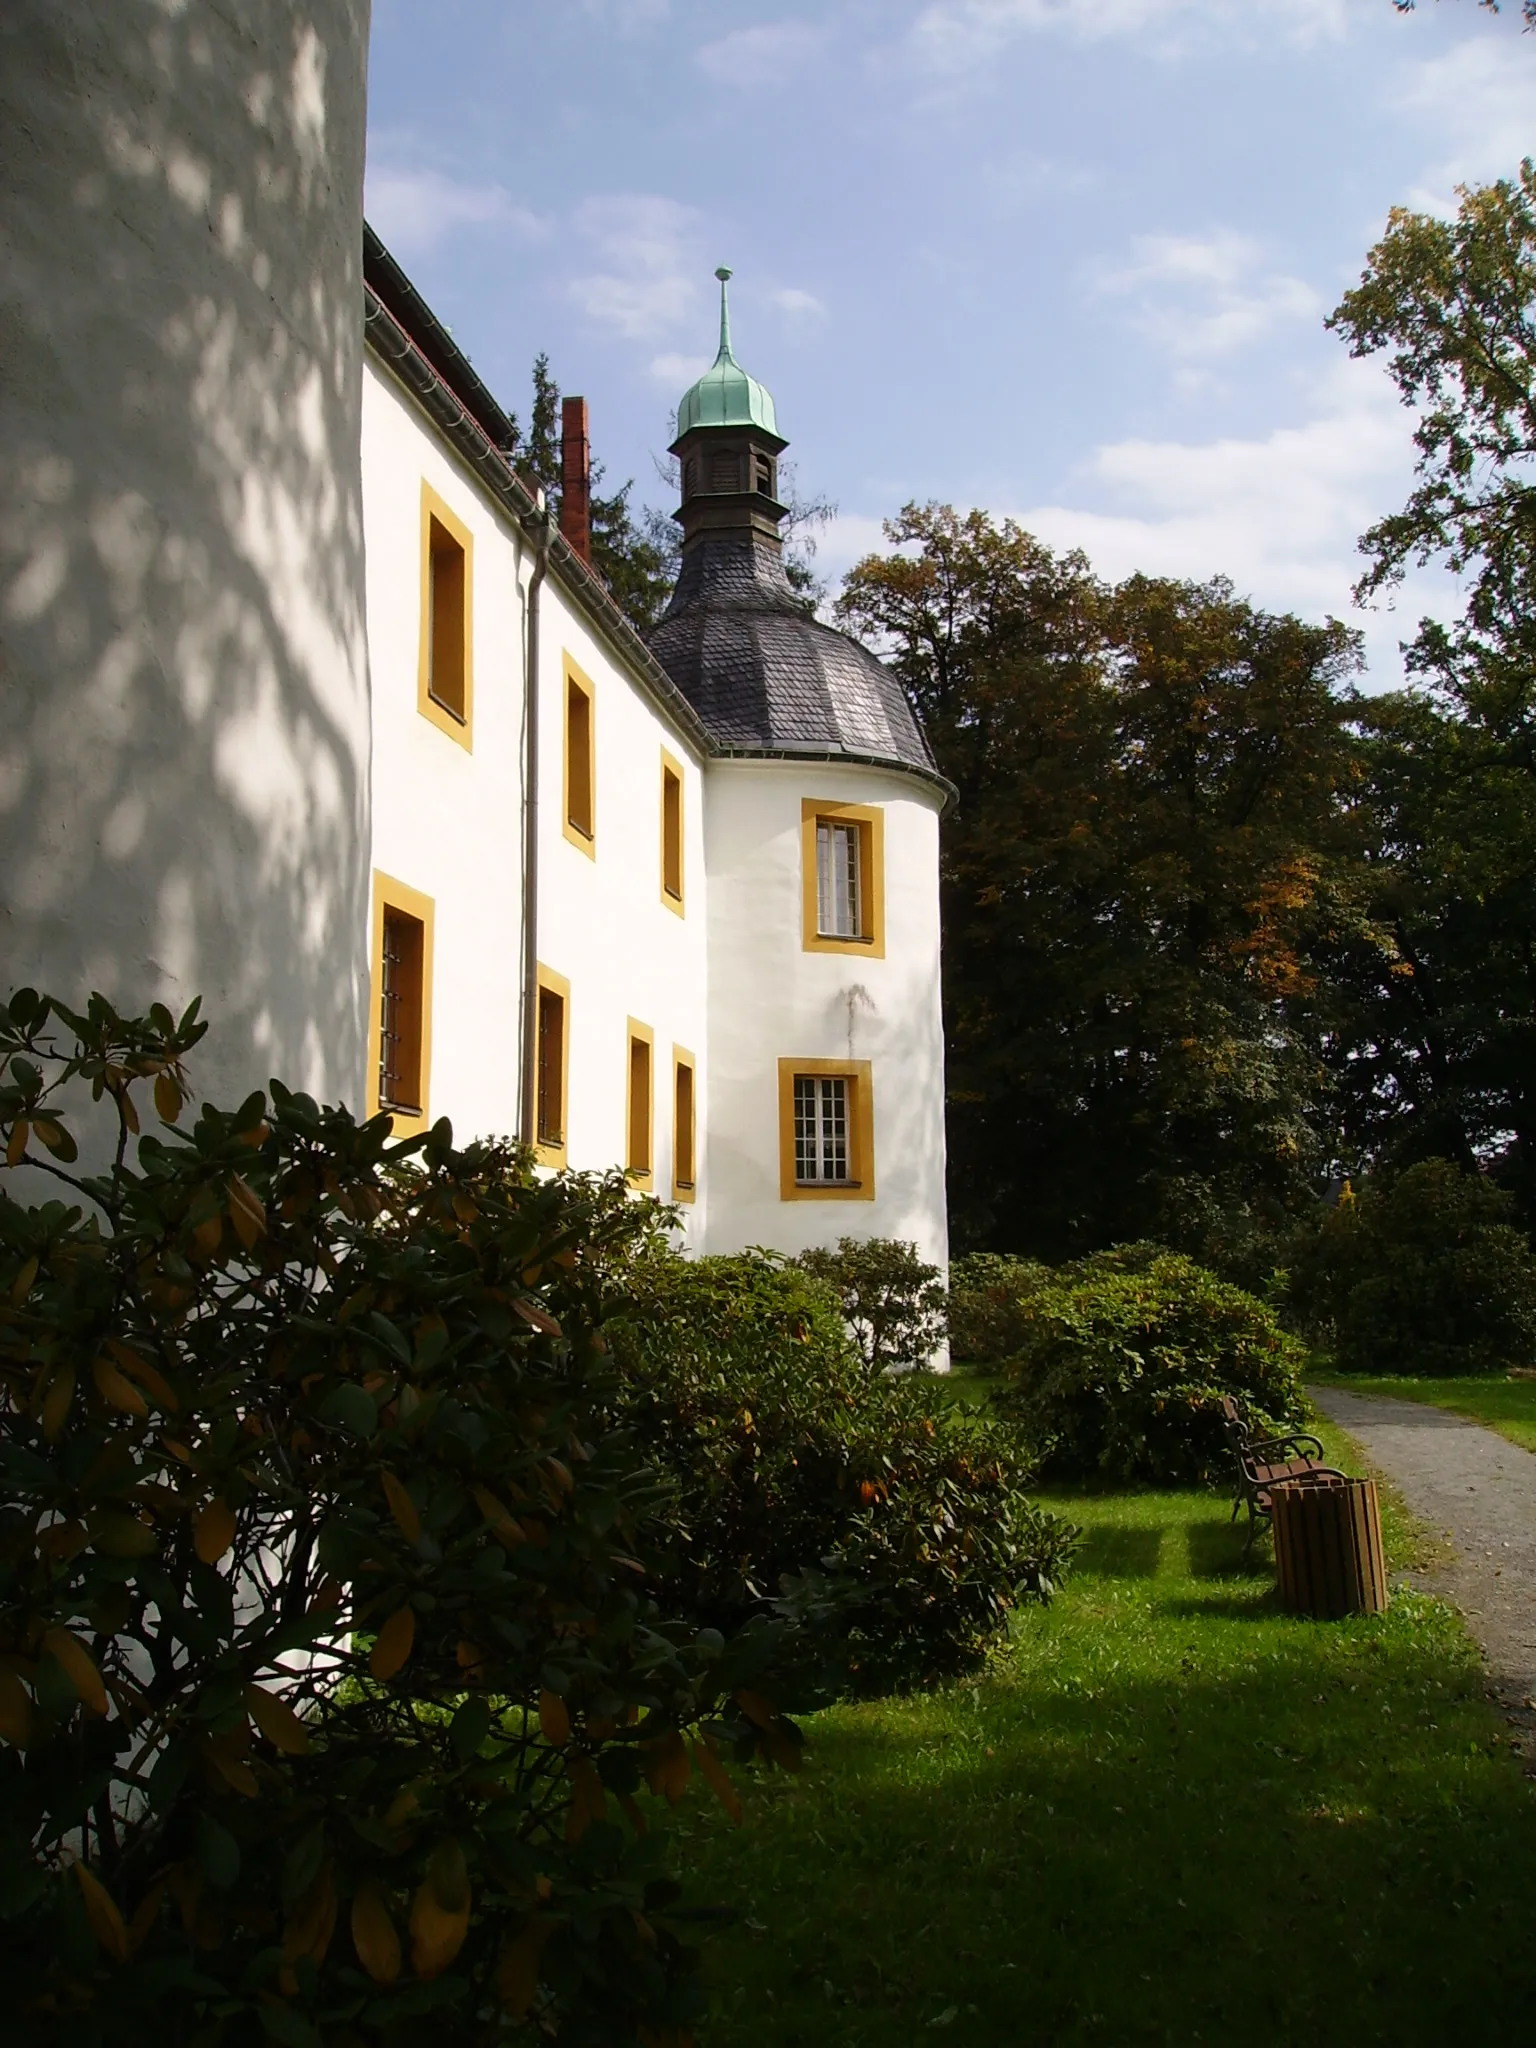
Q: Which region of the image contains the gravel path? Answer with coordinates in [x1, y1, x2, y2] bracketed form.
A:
[1308, 1383, 1536, 1746]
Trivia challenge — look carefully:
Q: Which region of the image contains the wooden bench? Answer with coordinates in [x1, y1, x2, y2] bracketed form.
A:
[1221, 1394, 1344, 1551]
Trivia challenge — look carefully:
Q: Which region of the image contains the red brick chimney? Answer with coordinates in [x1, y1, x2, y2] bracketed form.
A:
[560, 396, 591, 563]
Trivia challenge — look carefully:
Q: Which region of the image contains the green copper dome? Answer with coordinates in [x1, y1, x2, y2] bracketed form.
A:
[675, 268, 780, 439]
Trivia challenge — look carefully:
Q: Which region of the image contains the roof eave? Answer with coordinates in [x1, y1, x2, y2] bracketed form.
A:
[361, 273, 714, 762]
[708, 742, 957, 814]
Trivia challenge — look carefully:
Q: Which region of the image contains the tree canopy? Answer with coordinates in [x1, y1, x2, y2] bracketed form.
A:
[1322, 164, 1536, 1217]
[1328, 159, 1536, 658]
[1392, 1, 1536, 25]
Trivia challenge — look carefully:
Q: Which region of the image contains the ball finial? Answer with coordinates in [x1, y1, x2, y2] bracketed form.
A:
[715, 265, 733, 283]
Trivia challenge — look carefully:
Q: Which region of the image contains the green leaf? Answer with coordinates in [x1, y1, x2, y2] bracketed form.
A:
[197, 1811, 241, 1891]
[148, 1738, 193, 1814]
[364, 1311, 412, 1366]
[258, 2006, 324, 2048]
[449, 1696, 493, 1762]
[318, 1381, 378, 1438]
[281, 1823, 328, 1907]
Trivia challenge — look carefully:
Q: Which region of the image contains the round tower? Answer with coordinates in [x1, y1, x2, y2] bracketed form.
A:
[649, 275, 952, 1285]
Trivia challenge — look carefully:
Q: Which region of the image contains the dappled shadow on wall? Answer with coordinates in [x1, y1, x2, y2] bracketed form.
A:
[0, 0, 373, 1114]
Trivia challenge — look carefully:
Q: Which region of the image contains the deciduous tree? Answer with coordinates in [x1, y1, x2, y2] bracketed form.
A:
[839, 507, 1374, 1266]
[1325, 166, 1536, 1217]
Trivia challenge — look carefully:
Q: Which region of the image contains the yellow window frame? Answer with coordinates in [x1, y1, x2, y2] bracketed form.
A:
[672, 1044, 697, 1203]
[660, 747, 686, 915]
[367, 870, 436, 1137]
[563, 656, 596, 856]
[777, 1057, 875, 1202]
[801, 799, 885, 958]
[534, 963, 571, 1167]
[417, 483, 474, 749]
[624, 1017, 655, 1188]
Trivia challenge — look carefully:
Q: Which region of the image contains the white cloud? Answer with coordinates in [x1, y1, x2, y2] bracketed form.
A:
[1094, 229, 1321, 359]
[648, 350, 712, 388]
[1394, 36, 1536, 208]
[1015, 360, 1455, 683]
[567, 194, 703, 341]
[770, 286, 827, 323]
[814, 514, 897, 607]
[696, 20, 827, 84]
[822, 364, 1458, 684]
[910, 0, 1344, 71]
[363, 165, 543, 258]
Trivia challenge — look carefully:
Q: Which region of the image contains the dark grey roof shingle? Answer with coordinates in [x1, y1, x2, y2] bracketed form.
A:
[647, 532, 936, 779]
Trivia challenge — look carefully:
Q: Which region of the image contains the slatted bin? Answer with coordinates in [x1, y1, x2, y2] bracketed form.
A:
[1272, 1475, 1388, 1619]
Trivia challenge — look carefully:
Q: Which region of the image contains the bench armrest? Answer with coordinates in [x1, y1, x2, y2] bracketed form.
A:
[1248, 1432, 1326, 1461]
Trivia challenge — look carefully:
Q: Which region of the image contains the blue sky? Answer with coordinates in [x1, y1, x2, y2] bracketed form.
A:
[365, 1, 1533, 684]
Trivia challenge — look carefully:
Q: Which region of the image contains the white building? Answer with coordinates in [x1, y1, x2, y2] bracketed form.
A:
[361, 237, 952, 1268]
[1, 7, 951, 1272]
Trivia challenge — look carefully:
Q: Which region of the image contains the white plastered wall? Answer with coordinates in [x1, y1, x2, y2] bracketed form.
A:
[534, 587, 709, 1249]
[360, 359, 531, 1141]
[360, 358, 709, 1239]
[702, 758, 948, 1274]
[0, 1, 373, 1117]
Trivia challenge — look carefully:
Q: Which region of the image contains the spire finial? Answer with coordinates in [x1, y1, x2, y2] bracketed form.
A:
[714, 266, 734, 363]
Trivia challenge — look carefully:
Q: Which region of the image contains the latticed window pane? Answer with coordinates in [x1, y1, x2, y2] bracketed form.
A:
[794, 1074, 849, 1183]
[816, 821, 861, 938]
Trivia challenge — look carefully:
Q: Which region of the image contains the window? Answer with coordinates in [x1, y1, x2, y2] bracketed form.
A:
[682, 456, 698, 499]
[817, 819, 861, 938]
[754, 452, 774, 497]
[709, 449, 740, 492]
[778, 1059, 874, 1202]
[660, 750, 684, 912]
[534, 966, 569, 1166]
[672, 1047, 697, 1202]
[563, 661, 595, 853]
[795, 1075, 847, 1183]
[625, 1020, 653, 1186]
[368, 873, 434, 1135]
[800, 800, 885, 958]
[417, 485, 473, 747]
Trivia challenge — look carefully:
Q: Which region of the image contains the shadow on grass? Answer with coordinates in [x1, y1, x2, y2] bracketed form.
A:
[683, 1635, 1534, 2047]
[1186, 1514, 1270, 1582]
[678, 1491, 1536, 2048]
[1161, 1590, 1282, 1620]
[1074, 1522, 1164, 1578]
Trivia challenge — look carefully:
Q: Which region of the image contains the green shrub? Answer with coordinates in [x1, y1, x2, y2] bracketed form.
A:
[946, 1253, 1051, 1365]
[606, 1251, 1077, 1689]
[0, 990, 803, 2047]
[998, 1250, 1307, 1483]
[947, 1246, 1170, 1367]
[790, 1235, 948, 1371]
[1286, 1159, 1536, 1375]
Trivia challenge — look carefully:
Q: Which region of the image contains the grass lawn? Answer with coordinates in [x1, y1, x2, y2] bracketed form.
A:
[664, 1448, 1536, 2044]
[1310, 1369, 1536, 1456]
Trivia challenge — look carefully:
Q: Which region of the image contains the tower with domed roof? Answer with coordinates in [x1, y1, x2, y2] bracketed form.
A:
[648, 271, 950, 1291]
[650, 271, 938, 784]
[670, 267, 788, 547]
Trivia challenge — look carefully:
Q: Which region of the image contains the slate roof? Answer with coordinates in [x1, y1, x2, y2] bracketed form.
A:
[647, 532, 938, 781]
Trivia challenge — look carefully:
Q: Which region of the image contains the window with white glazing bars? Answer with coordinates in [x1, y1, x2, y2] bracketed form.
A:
[794, 1074, 849, 1183]
[816, 820, 861, 938]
